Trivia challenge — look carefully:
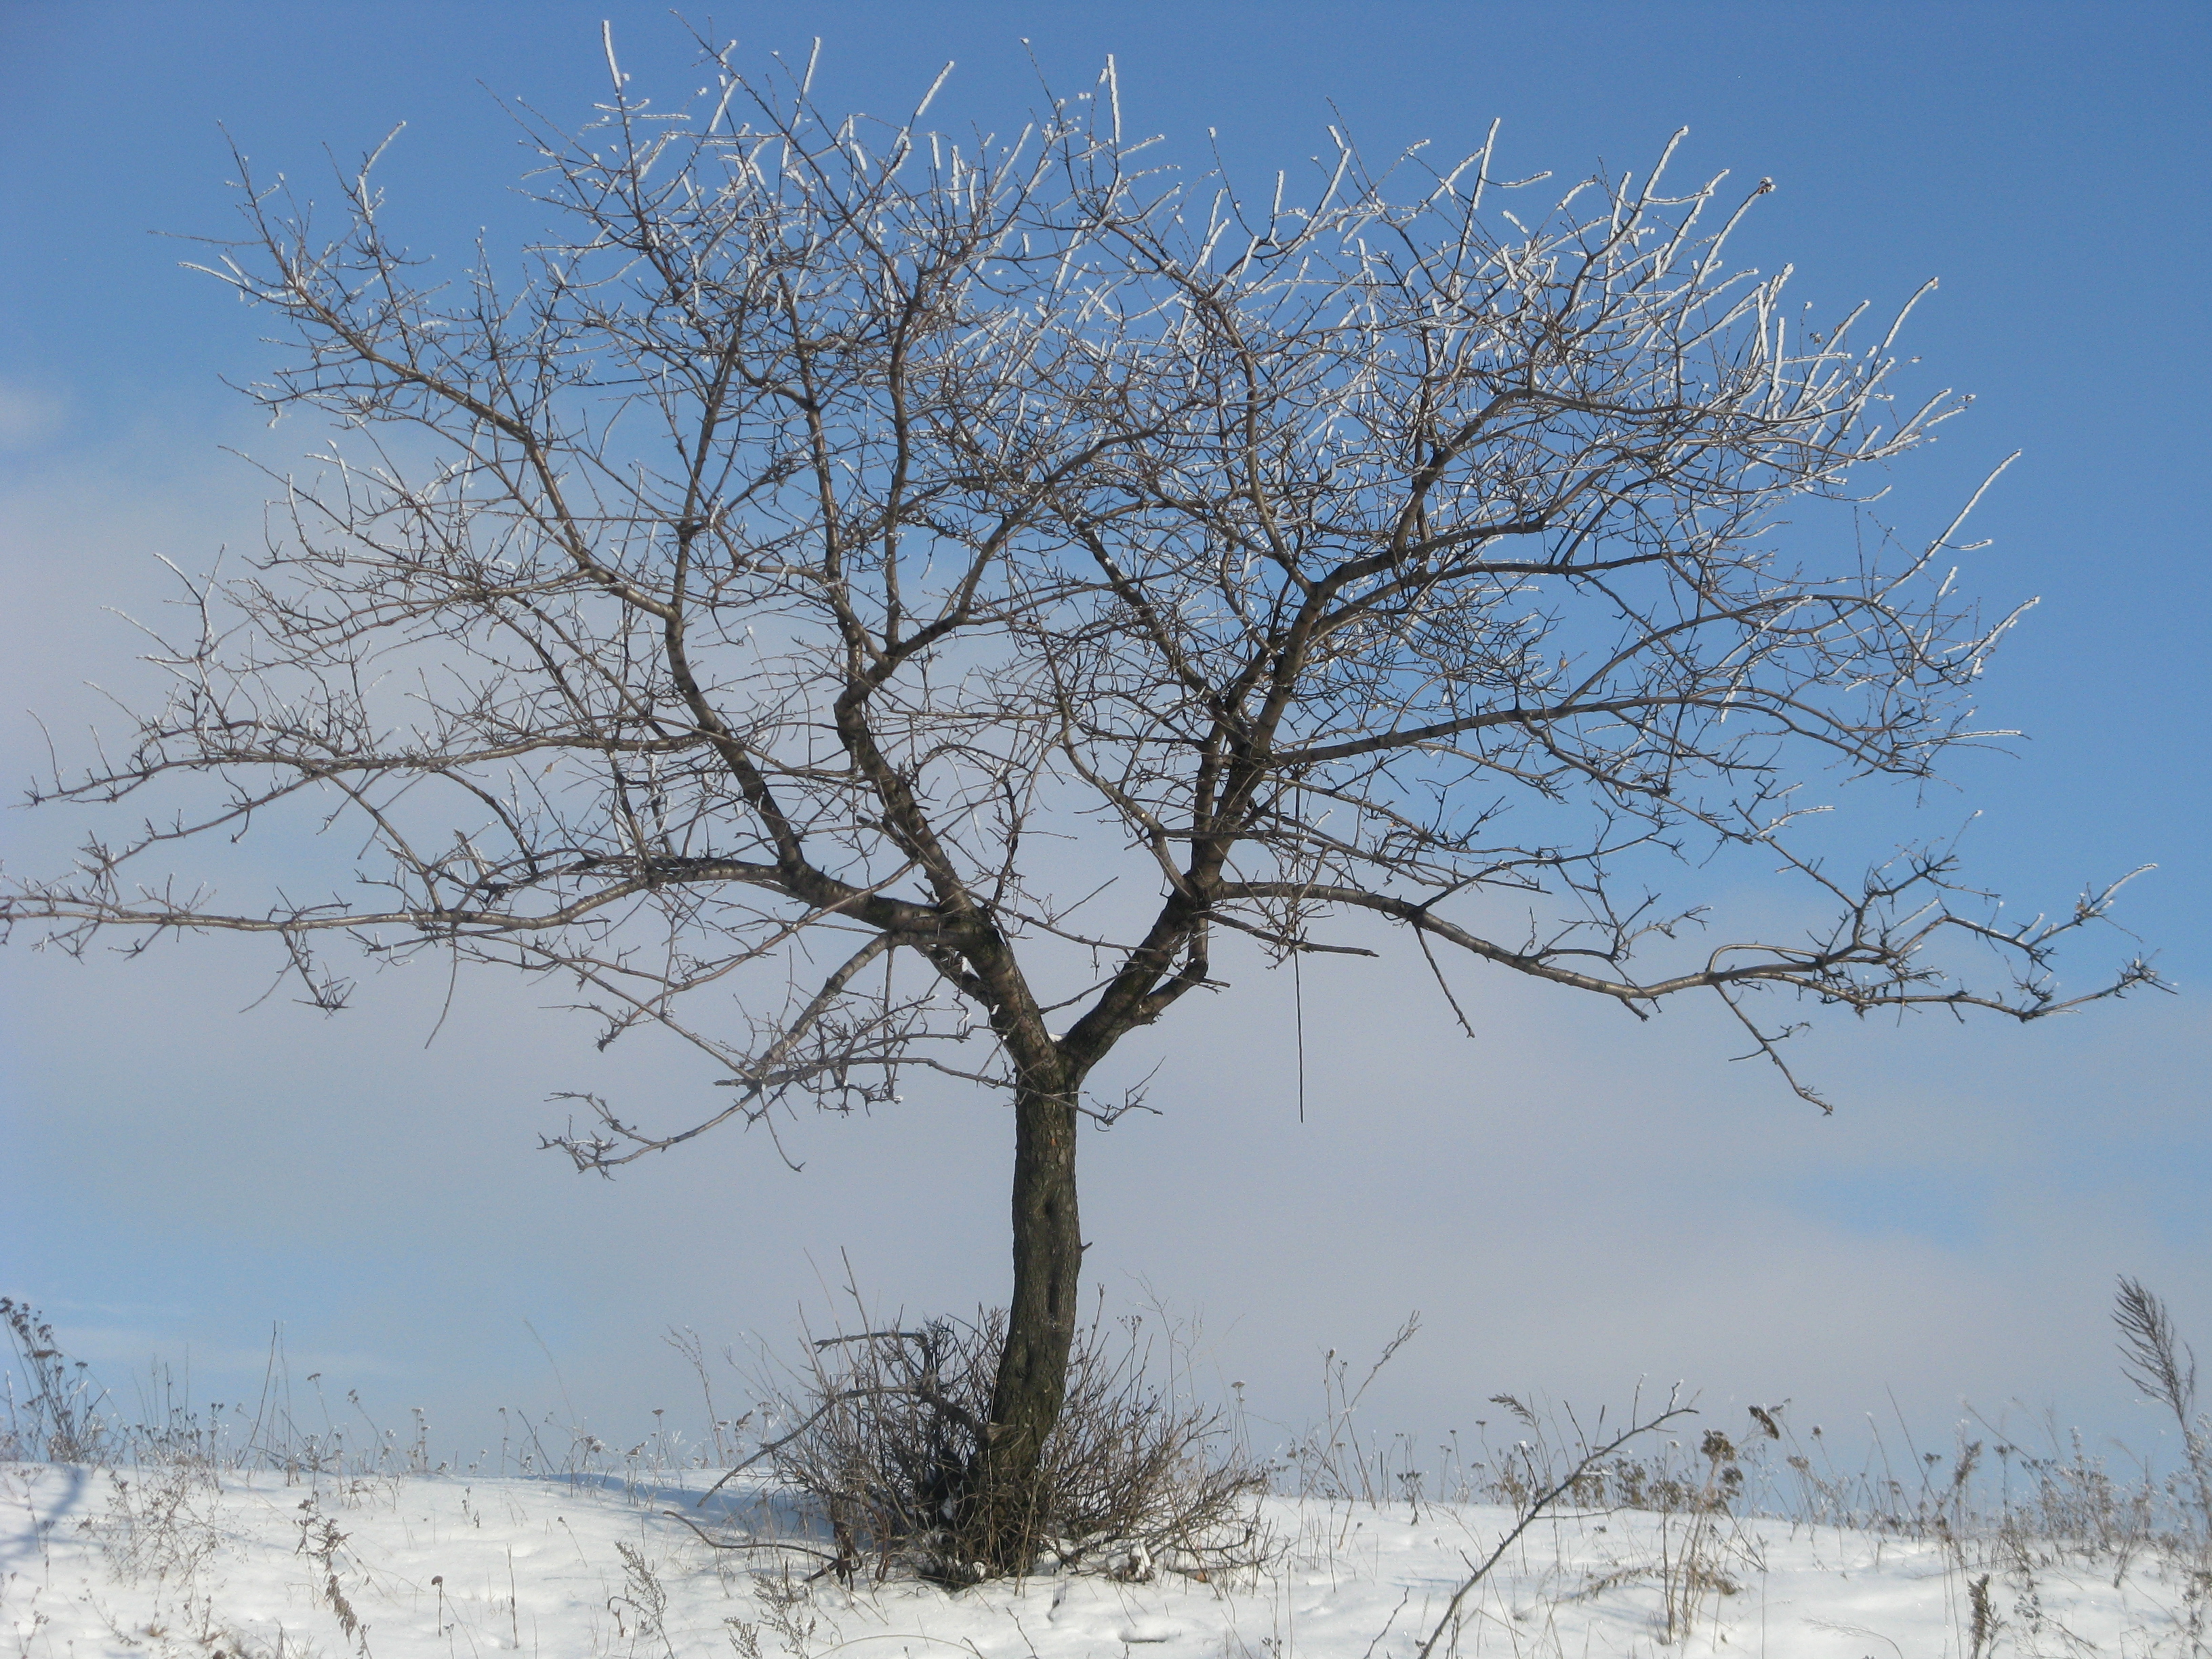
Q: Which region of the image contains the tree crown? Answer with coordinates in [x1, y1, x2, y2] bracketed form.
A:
[4, 40, 2156, 1160]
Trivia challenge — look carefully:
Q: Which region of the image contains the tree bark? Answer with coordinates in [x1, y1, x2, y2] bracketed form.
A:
[972, 1071, 1084, 1568]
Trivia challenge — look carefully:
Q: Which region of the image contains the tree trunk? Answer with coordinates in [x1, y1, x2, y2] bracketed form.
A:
[972, 1073, 1083, 1570]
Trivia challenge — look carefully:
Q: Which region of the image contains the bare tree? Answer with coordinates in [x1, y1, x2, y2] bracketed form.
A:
[1, 33, 2156, 1567]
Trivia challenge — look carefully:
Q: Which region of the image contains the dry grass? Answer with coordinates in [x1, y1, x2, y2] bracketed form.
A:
[1, 1298, 109, 1465]
[12, 1282, 2212, 1651]
[748, 1308, 1268, 1586]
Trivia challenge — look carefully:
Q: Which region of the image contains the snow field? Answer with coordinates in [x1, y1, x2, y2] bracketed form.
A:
[3, 1461, 2199, 1658]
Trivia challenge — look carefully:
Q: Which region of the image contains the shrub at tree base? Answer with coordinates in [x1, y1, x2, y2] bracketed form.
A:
[759, 1313, 1267, 1585]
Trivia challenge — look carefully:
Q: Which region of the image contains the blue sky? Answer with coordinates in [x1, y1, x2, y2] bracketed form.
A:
[3, 1, 2207, 1471]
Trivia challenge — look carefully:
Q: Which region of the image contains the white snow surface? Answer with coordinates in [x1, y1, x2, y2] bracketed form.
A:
[3, 1461, 2197, 1658]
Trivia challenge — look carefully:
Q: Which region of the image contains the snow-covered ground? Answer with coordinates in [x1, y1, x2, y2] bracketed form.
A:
[3, 1460, 2200, 1658]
